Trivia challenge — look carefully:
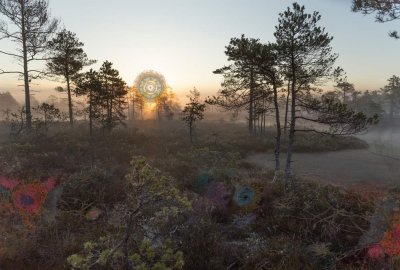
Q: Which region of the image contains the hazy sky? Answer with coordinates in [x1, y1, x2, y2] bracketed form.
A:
[0, 0, 399, 102]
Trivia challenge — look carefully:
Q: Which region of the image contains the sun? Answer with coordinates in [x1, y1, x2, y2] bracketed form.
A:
[146, 101, 157, 110]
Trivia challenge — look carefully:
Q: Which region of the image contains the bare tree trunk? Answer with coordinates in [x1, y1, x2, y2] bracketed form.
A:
[109, 86, 114, 130]
[285, 66, 297, 180]
[89, 89, 93, 136]
[284, 80, 290, 134]
[390, 99, 394, 121]
[262, 96, 266, 135]
[44, 111, 48, 130]
[273, 82, 281, 172]
[66, 72, 74, 126]
[104, 79, 112, 130]
[263, 112, 266, 134]
[21, 1, 31, 130]
[249, 69, 254, 135]
[131, 92, 135, 120]
[189, 122, 193, 144]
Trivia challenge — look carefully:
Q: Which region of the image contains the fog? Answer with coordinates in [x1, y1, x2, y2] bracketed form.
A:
[246, 124, 400, 189]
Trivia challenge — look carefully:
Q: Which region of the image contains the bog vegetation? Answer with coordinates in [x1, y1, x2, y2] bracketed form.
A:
[0, 0, 400, 269]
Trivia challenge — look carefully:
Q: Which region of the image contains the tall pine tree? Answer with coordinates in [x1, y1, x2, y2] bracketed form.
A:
[47, 29, 95, 126]
[98, 61, 127, 130]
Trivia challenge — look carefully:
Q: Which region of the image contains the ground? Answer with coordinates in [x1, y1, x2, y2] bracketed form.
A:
[0, 120, 397, 269]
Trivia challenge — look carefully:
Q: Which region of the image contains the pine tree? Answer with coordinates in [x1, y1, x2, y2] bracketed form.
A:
[335, 82, 355, 104]
[182, 88, 206, 144]
[274, 3, 375, 180]
[255, 42, 283, 173]
[207, 35, 262, 135]
[133, 87, 145, 120]
[74, 69, 102, 136]
[352, 0, 400, 39]
[382, 75, 400, 121]
[154, 88, 178, 121]
[98, 61, 127, 130]
[0, 0, 58, 129]
[46, 29, 95, 126]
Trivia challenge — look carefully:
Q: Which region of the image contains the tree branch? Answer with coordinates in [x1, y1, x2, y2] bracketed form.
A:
[0, 50, 22, 58]
[0, 69, 23, 75]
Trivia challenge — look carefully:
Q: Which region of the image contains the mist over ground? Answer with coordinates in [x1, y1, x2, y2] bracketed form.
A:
[246, 123, 400, 187]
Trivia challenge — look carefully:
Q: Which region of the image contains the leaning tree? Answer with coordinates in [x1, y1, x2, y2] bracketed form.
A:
[254, 42, 283, 173]
[275, 3, 377, 180]
[0, 0, 58, 129]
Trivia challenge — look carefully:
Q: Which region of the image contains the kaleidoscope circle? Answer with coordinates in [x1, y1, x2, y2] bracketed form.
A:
[20, 194, 35, 206]
[12, 185, 43, 213]
[234, 186, 255, 207]
[11, 179, 58, 214]
[135, 71, 166, 101]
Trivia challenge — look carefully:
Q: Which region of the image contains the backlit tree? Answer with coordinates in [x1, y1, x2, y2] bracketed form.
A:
[0, 0, 58, 129]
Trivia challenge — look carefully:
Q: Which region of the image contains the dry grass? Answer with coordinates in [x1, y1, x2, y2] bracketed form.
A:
[0, 120, 378, 270]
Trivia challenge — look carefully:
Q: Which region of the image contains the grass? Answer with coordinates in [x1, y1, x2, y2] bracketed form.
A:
[194, 121, 368, 155]
[0, 120, 379, 270]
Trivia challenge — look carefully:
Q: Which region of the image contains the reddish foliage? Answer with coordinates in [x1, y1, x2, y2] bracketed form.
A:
[11, 183, 48, 214]
[393, 224, 400, 240]
[380, 224, 400, 255]
[0, 175, 21, 190]
[0, 176, 60, 226]
[367, 244, 385, 259]
[44, 178, 57, 192]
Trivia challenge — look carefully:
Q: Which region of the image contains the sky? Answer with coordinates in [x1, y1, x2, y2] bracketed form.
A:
[0, 0, 400, 102]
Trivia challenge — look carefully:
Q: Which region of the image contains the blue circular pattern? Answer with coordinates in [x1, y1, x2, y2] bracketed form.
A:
[234, 186, 255, 207]
[20, 194, 34, 206]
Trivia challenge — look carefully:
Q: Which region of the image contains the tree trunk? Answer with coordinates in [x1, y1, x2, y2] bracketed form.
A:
[285, 65, 297, 180]
[273, 81, 281, 173]
[89, 89, 93, 136]
[189, 122, 193, 144]
[44, 112, 47, 129]
[131, 93, 135, 120]
[109, 86, 114, 130]
[123, 213, 135, 270]
[249, 69, 254, 135]
[66, 73, 74, 126]
[21, 1, 31, 130]
[104, 78, 111, 130]
[284, 80, 290, 134]
[262, 96, 266, 135]
[390, 98, 394, 121]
